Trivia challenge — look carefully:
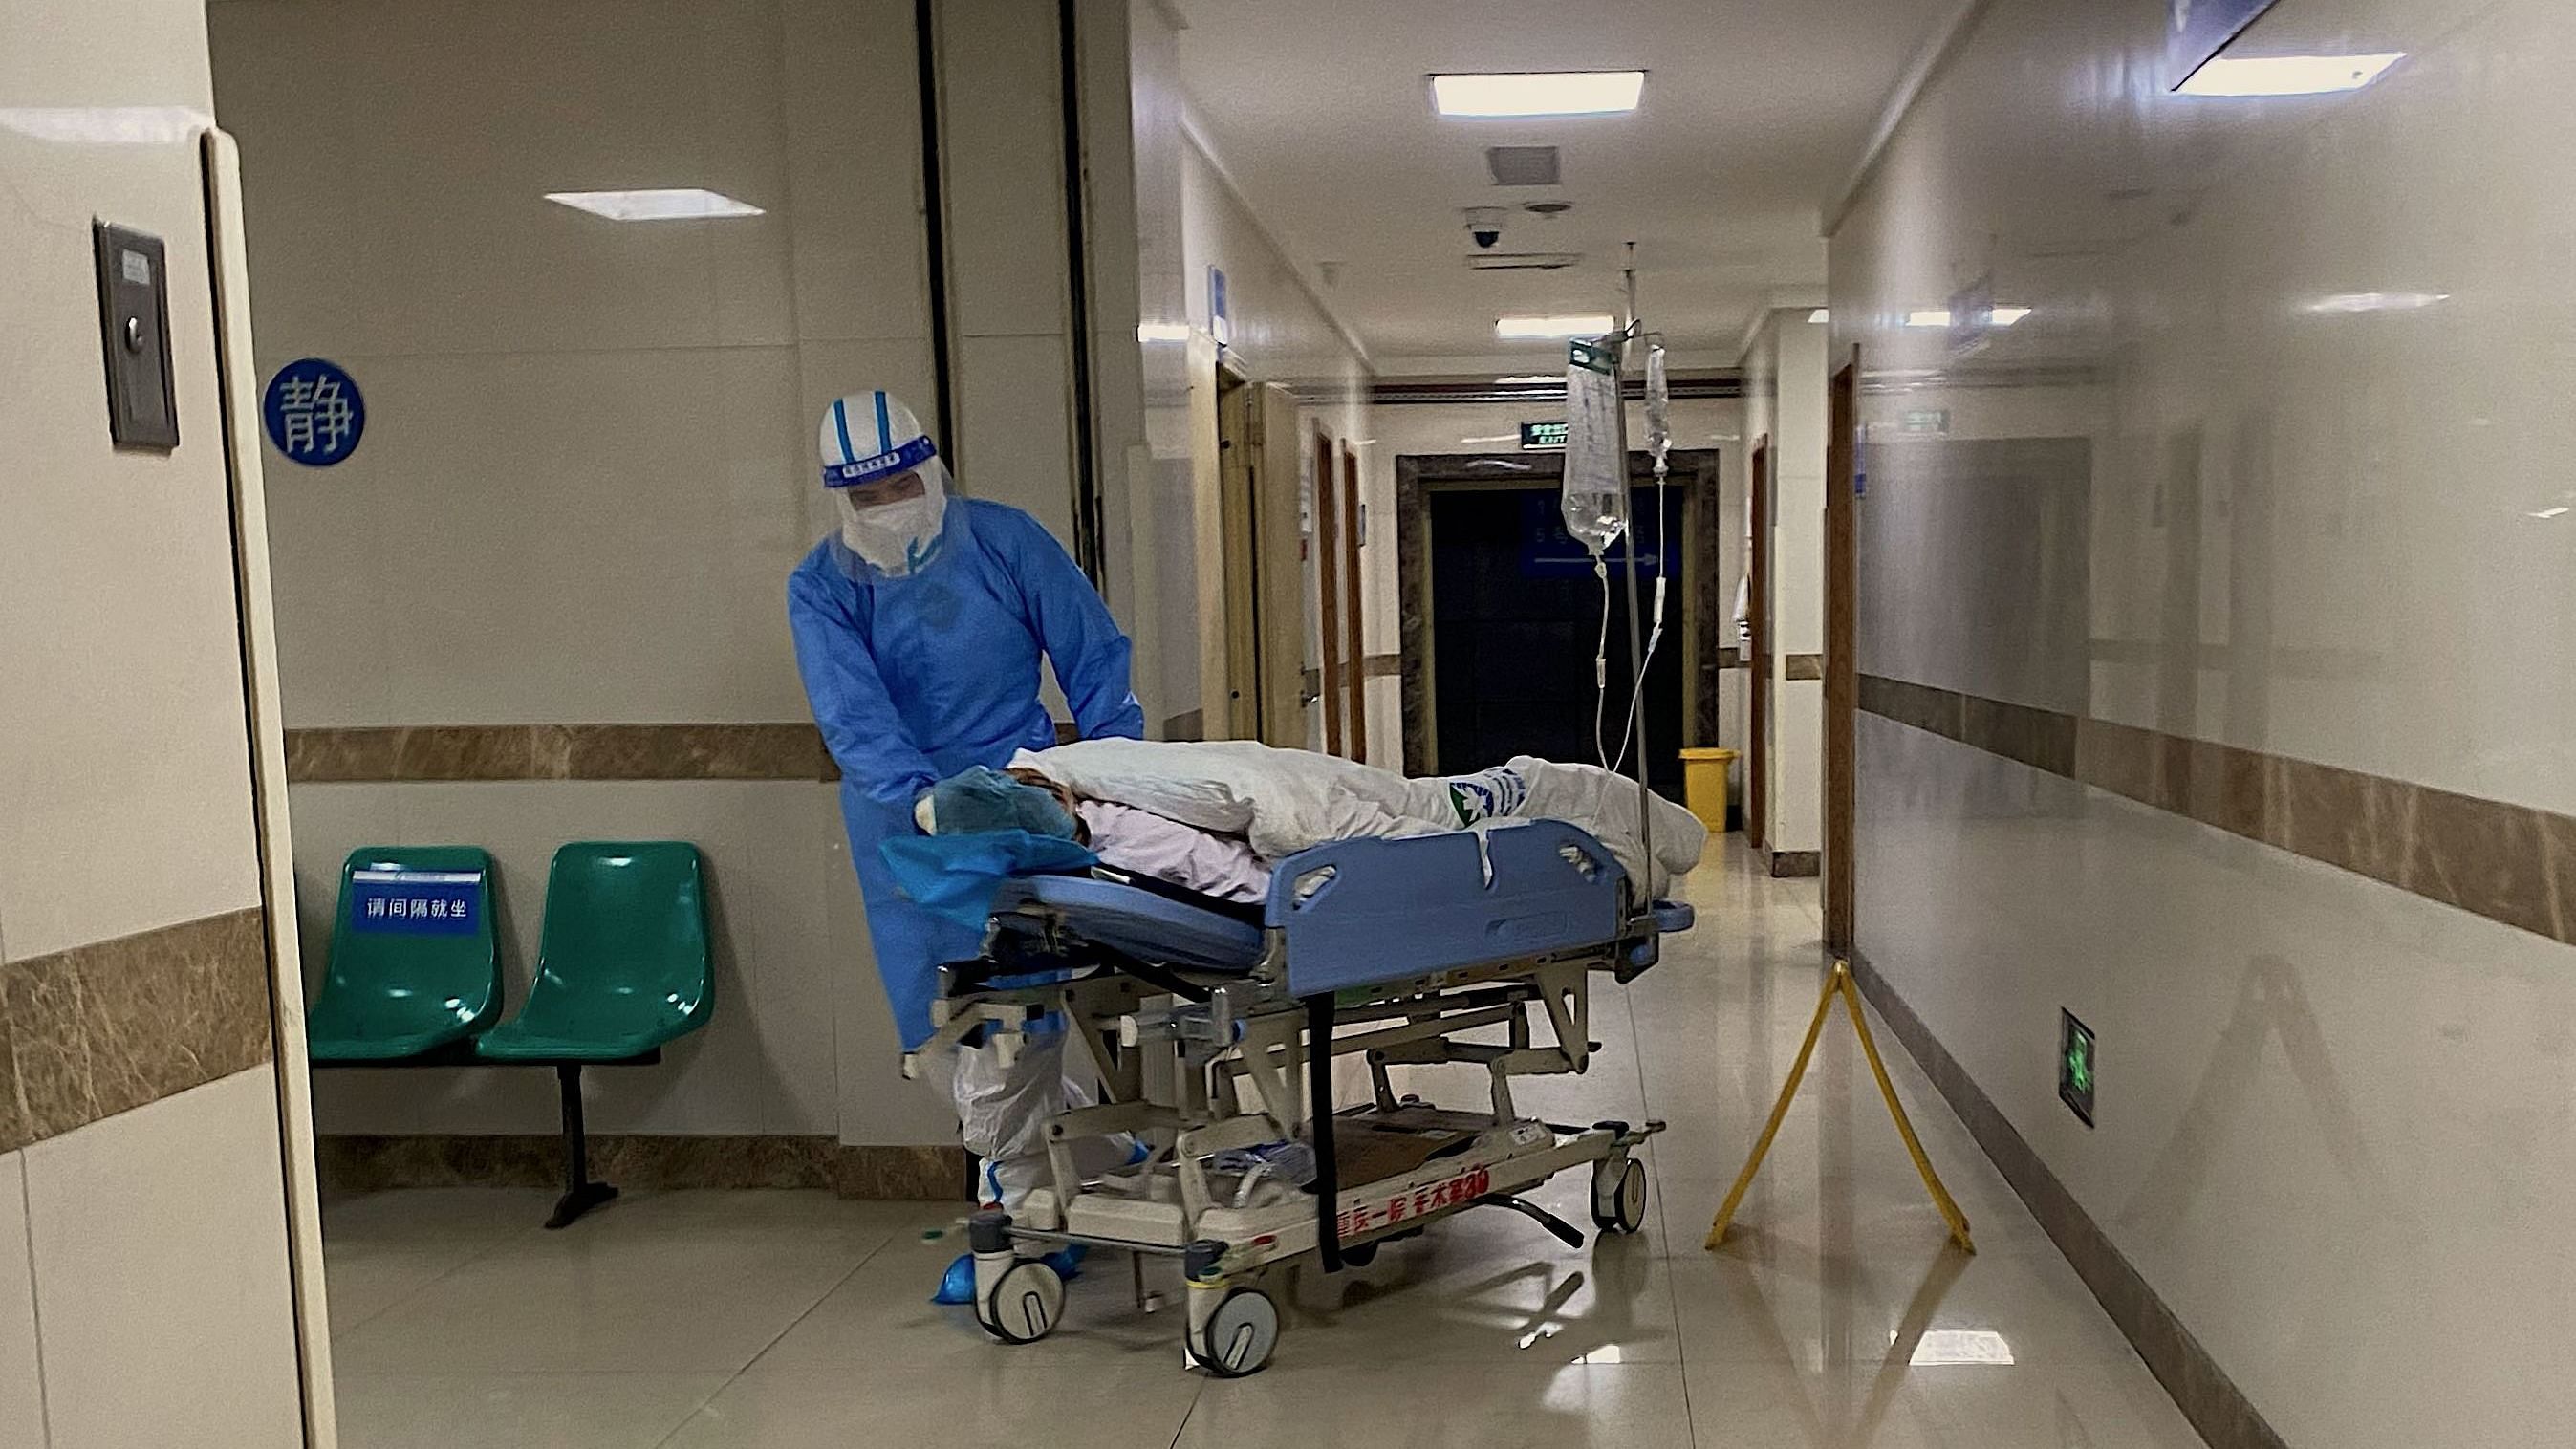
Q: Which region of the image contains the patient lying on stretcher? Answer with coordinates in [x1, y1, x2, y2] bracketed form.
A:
[918, 737, 1706, 903]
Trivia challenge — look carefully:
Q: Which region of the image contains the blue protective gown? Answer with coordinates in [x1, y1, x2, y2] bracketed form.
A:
[788, 498, 1144, 1049]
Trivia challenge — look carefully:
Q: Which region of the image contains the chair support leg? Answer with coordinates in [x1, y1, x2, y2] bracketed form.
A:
[546, 1063, 618, 1229]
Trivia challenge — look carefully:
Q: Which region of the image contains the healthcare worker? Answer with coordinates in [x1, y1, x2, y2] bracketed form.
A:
[788, 390, 1143, 1296]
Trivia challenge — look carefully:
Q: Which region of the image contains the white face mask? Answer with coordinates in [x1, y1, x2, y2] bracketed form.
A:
[835, 459, 951, 575]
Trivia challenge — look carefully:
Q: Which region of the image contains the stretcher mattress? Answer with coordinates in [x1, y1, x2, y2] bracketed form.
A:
[990, 819, 1649, 995]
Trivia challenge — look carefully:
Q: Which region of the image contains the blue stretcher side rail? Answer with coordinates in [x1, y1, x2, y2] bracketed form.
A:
[1262, 820, 1633, 998]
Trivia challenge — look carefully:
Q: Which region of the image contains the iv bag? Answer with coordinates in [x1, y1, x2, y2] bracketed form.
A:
[1644, 340, 1671, 468]
[1562, 337, 1626, 553]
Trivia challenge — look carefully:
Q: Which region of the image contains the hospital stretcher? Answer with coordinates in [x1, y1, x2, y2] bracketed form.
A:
[901, 817, 1694, 1375]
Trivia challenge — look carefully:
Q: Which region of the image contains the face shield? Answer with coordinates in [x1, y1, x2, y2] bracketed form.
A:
[820, 391, 950, 576]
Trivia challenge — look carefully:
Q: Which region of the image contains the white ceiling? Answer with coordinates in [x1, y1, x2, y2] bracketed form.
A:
[1172, 0, 1961, 374]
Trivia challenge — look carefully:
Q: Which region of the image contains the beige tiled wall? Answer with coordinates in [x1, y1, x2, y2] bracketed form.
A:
[24, 1070, 303, 1446]
[1739, 309, 1828, 854]
[2, 0, 310, 1433]
[1174, 112, 1374, 746]
[207, 0, 959, 1144]
[1834, 0, 2576, 1442]
[0, 1155, 39, 1445]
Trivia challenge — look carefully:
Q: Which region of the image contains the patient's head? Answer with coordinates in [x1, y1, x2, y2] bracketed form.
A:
[921, 765, 1085, 842]
[1006, 768, 1089, 844]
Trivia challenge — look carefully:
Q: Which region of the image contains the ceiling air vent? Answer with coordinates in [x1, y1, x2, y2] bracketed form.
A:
[1466, 251, 1582, 271]
[1485, 145, 1561, 186]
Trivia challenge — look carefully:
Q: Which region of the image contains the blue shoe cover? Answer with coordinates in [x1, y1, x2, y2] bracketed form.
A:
[932, 1252, 976, 1306]
[1040, 1244, 1088, 1280]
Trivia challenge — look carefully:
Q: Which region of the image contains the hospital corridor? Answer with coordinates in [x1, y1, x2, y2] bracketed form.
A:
[2, 0, 2565, 1446]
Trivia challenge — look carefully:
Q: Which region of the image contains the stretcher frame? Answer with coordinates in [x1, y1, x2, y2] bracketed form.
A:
[902, 819, 1691, 1374]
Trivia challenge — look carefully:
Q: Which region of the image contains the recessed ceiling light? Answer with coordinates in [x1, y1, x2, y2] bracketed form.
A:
[2528, 506, 2569, 520]
[2177, 53, 2403, 97]
[1432, 72, 1644, 119]
[544, 188, 763, 221]
[1495, 374, 1563, 384]
[1896, 1329, 2016, 1366]
[1807, 309, 1830, 324]
[2305, 291, 2447, 313]
[1905, 306, 2029, 328]
[1136, 321, 1191, 341]
[1497, 314, 1615, 338]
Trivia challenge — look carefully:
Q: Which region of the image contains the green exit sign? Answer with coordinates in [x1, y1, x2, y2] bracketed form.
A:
[1520, 420, 1568, 450]
[2059, 1010, 2095, 1126]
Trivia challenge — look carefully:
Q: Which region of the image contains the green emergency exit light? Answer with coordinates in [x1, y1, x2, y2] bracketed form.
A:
[2059, 1010, 2095, 1126]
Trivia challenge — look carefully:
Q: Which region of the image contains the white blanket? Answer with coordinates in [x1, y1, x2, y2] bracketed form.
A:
[1009, 738, 1706, 898]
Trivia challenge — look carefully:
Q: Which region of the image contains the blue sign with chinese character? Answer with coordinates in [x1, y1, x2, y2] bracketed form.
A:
[350, 869, 483, 936]
[262, 357, 365, 466]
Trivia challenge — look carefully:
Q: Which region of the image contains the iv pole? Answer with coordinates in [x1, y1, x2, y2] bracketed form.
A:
[1617, 248, 1655, 899]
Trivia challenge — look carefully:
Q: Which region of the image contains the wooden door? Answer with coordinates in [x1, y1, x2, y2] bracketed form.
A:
[1254, 386, 1308, 745]
[1216, 376, 1261, 740]
[1313, 430, 1345, 755]
[1747, 439, 1771, 851]
[1824, 356, 1858, 952]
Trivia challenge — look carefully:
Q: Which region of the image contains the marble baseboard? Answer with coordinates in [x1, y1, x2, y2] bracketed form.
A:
[1859, 673, 2576, 948]
[285, 724, 837, 783]
[1766, 849, 1820, 878]
[1847, 951, 2287, 1449]
[284, 723, 1098, 784]
[0, 908, 274, 1154]
[315, 1135, 971, 1200]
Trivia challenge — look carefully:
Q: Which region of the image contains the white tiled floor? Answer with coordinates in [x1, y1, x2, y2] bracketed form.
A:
[319, 840, 2205, 1448]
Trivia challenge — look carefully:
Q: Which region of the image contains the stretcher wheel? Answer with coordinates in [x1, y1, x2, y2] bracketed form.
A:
[1337, 1241, 1378, 1268]
[1591, 1157, 1647, 1236]
[1190, 1288, 1280, 1376]
[979, 1260, 1066, 1344]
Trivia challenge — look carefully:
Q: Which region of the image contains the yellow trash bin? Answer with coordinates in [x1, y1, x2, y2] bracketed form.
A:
[1678, 747, 1738, 833]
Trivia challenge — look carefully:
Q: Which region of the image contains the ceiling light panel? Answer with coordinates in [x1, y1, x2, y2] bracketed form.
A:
[2176, 53, 2403, 97]
[1496, 314, 1615, 338]
[1433, 72, 1644, 119]
[544, 188, 763, 221]
[1466, 252, 1583, 271]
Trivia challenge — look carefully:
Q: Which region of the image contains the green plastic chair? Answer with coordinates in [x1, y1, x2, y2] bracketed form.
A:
[476, 841, 712, 1062]
[308, 847, 499, 1061]
[476, 841, 711, 1228]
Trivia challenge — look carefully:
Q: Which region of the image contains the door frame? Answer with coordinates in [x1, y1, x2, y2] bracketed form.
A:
[1215, 370, 1261, 740]
[1339, 443, 1368, 764]
[1394, 448, 1724, 778]
[1747, 437, 1771, 852]
[1824, 352, 1858, 952]
[1312, 429, 1346, 755]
